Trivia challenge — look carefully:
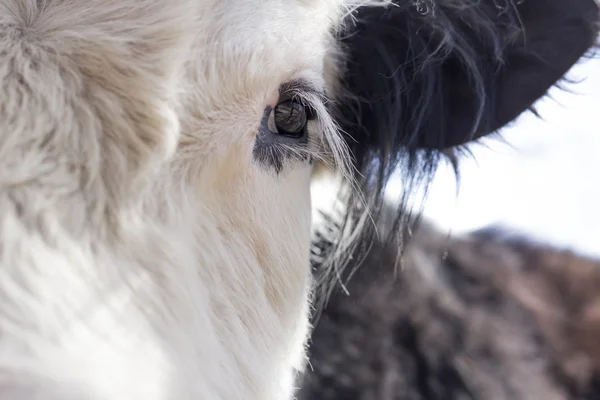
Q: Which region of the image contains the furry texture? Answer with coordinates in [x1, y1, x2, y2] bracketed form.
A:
[315, 0, 600, 297]
[0, 0, 597, 399]
[0, 1, 346, 398]
[302, 216, 600, 399]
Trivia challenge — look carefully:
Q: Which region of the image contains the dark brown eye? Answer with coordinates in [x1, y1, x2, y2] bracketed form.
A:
[268, 99, 309, 138]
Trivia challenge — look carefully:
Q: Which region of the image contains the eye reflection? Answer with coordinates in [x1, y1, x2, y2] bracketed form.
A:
[268, 99, 308, 138]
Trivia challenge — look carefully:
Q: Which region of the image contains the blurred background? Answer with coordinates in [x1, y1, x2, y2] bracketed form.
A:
[385, 54, 600, 259]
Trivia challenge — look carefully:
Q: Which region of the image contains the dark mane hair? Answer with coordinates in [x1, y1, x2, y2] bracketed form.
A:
[313, 0, 599, 299]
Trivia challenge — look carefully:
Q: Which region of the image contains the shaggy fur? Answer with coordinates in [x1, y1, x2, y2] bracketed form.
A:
[0, 0, 597, 399]
[319, 0, 600, 288]
[302, 218, 600, 400]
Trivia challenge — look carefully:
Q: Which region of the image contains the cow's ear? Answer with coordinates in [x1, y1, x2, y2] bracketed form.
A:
[333, 0, 599, 155]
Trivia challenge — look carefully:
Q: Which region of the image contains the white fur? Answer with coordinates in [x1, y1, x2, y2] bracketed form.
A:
[0, 0, 352, 398]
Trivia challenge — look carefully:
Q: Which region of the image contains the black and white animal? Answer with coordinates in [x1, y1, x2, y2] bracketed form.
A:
[302, 214, 600, 400]
[0, 0, 597, 399]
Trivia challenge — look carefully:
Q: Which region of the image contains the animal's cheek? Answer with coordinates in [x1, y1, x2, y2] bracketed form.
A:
[247, 162, 313, 253]
[195, 137, 313, 226]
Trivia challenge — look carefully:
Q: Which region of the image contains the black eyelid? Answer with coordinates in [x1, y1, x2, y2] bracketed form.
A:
[277, 95, 317, 121]
[278, 80, 326, 117]
[278, 79, 323, 97]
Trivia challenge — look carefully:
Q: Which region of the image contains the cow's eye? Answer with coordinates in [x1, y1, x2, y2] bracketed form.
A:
[268, 98, 311, 138]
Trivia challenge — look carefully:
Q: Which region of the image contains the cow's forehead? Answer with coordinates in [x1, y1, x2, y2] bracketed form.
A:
[188, 0, 347, 100]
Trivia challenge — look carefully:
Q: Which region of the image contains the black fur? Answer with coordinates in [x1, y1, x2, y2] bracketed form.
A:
[301, 217, 600, 400]
[320, 0, 600, 282]
[336, 0, 599, 151]
[304, 3, 600, 395]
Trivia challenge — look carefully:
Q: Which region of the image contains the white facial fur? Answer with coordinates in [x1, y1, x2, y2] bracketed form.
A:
[0, 0, 350, 399]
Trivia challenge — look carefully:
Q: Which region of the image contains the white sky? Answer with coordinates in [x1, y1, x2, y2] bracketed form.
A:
[386, 55, 600, 259]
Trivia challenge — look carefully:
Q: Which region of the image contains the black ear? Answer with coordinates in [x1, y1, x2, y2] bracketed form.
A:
[334, 0, 599, 154]
[315, 0, 598, 268]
